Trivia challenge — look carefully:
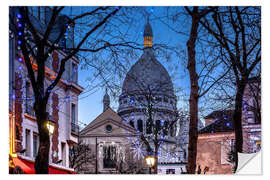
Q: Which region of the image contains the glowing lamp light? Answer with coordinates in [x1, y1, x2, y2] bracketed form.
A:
[145, 155, 156, 168]
[46, 114, 55, 135]
[46, 120, 55, 135]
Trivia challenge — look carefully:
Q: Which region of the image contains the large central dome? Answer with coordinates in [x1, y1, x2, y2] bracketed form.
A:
[122, 18, 174, 96]
[122, 49, 174, 96]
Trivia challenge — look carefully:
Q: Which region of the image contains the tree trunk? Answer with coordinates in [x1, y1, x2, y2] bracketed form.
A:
[34, 100, 50, 174]
[186, 12, 200, 174]
[233, 81, 246, 172]
[153, 149, 158, 174]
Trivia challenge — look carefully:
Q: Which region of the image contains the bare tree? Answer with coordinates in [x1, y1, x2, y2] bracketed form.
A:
[183, 6, 217, 174]
[199, 6, 261, 171]
[69, 141, 95, 173]
[115, 147, 147, 174]
[9, 6, 140, 173]
[157, 6, 236, 173]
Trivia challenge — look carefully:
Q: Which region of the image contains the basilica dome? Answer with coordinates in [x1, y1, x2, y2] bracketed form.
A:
[117, 19, 188, 166]
[122, 18, 174, 96]
[122, 49, 174, 96]
[118, 19, 177, 119]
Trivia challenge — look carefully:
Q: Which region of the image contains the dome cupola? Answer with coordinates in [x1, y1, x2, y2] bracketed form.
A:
[143, 17, 153, 48]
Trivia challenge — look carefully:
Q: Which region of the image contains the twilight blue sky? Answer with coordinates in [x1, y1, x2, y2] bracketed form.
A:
[69, 7, 191, 128]
[62, 6, 228, 129]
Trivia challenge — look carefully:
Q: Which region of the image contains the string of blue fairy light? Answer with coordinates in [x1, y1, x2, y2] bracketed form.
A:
[10, 11, 91, 128]
[11, 7, 124, 129]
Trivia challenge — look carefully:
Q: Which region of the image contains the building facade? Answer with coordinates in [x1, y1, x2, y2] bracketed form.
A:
[242, 78, 261, 153]
[196, 78, 261, 174]
[9, 7, 83, 173]
[197, 110, 235, 174]
[79, 92, 148, 174]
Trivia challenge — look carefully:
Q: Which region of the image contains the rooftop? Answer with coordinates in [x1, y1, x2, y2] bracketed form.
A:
[199, 110, 234, 134]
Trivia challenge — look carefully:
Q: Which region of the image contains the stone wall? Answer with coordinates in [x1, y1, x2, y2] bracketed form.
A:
[196, 133, 234, 174]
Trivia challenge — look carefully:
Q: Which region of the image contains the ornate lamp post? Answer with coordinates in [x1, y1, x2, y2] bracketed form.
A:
[145, 155, 156, 174]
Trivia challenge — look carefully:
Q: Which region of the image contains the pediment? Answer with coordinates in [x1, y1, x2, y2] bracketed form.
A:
[80, 107, 137, 137]
[81, 108, 121, 133]
[80, 118, 137, 137]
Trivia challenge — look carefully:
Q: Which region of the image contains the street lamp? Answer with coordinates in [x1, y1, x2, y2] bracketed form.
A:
[145, 155, 156, 174]
[45, 113, 55, 135]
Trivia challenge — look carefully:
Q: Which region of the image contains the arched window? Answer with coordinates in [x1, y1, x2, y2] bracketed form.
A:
[129, 120, 134, 128]
[163, 121, 168, 135]
[137, 119, 143, 132]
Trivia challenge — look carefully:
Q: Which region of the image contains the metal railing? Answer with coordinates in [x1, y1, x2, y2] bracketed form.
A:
[71, 122, 79, 134]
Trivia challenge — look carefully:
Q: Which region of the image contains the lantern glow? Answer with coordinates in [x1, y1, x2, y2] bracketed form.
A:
[145, 155, 155, 168]
[45, 115, 55, 135]
[46, 121, 54, 135]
